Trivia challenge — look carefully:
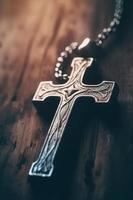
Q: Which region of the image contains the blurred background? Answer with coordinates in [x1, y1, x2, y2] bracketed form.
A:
[0, 0, 133, 200]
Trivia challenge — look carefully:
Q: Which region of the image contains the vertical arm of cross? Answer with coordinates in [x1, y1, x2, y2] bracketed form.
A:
[67, 57, 93, 85]
[29, 82, 75, 177]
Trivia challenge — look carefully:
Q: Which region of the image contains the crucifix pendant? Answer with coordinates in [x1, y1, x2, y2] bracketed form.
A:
[29, 39, 115, 177]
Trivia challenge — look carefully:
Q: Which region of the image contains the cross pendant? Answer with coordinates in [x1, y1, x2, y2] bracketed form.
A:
[29, 55, 115, 177]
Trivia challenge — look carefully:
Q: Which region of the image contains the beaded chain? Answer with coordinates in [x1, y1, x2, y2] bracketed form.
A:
[55, 0, 124, 81]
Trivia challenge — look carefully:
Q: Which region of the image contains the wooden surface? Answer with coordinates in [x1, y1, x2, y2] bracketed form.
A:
[0, 0, 133, 200]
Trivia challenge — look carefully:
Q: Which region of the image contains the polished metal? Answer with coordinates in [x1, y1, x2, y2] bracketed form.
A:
[29, 57, 115, 177]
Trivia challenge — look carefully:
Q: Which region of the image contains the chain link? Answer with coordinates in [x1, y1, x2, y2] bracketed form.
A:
[55, 0, 124, 81]
[96, 0, 124, 46]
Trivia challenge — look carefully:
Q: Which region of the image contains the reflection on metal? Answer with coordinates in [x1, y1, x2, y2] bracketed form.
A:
[29, 57, 115, 177]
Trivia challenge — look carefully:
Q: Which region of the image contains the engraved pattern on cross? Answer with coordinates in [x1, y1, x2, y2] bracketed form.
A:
[29, 57, 115, 177]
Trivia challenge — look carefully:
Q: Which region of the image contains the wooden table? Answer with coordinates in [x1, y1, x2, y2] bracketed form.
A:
[0, 0, 133, 199]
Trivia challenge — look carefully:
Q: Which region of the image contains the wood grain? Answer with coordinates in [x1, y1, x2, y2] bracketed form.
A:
[0, 0, 133, 200]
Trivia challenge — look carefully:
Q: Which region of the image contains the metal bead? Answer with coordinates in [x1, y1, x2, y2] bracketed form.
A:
[103, 28, 107, 33]
[61, 51, 67, 57]
[57, 57, 63, 62]
[65, 46, 71, 51]
[114, 13, 121, 19]
[98, 40, 102, 45]
[58, 74, 62, 78]
[110, 21, 116, 27]
[64, 47, 72, 54]
[71, 42, 78, 49]
[68, 49, 72, 54]
[101, 34, 106, 39]
[115, 18, 120, 25]
[98, 34, 102, 39]
[107, 27, 112, 33]
[56, 63, 61, 68]
[63, 74, 68, 80]
[55, 72, 59, 77]
[59, 70, 62, 75]
[55, 67, 59, 72]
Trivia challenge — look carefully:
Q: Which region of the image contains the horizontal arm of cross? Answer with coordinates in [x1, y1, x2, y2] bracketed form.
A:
[77, 81, 115, 103]
[33, 81, 65, 101]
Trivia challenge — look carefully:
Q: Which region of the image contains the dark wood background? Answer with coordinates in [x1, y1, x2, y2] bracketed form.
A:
[0, 0, 133, 200]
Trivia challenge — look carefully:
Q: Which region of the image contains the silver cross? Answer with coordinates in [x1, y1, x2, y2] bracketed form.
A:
[29, 57, 115, 177]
